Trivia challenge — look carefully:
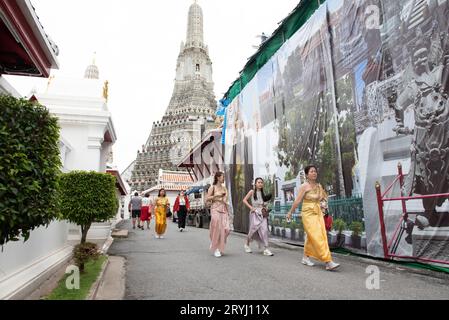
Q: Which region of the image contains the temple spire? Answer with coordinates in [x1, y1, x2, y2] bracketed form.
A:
[84, 52, 99, 79]
[186, 0, 203, 48]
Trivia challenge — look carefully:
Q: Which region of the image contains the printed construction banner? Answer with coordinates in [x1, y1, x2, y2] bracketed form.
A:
[224, 0, 449, 267]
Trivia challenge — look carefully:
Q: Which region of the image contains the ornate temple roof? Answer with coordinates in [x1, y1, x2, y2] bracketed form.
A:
[84, 63, 99, 79]
[186, 0, 203, 48]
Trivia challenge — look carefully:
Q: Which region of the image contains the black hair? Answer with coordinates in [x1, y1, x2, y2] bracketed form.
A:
[213, 172, 224, 185]
[134, 192, 138, 196]
[158, 189, 166, 197]
[145, 193, 150, 198]
[253, 177, 272, 202]
[304, 165, 318, 175]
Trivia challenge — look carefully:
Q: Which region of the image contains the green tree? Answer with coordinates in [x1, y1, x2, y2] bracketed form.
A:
[261, 175, 275, 197]
[276, 94, 330, 178]
[59, 171, 118, 244]
[335, 74, 357, 196]
[316, 125, 338, 194]
[0, 95, 61, 245]
[284, 170, 296, 181]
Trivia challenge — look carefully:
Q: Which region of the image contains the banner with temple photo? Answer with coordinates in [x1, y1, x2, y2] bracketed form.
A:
[224, 0, 449, 267]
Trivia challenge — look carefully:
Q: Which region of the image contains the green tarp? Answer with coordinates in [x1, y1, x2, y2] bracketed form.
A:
[223, 0, 321, 102]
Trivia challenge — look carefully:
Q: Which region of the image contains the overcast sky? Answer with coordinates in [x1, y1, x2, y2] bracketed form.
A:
[5, 0, 300, 173]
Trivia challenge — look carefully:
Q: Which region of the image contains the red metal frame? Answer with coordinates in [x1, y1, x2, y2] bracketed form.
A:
[375, 163, 449, 265]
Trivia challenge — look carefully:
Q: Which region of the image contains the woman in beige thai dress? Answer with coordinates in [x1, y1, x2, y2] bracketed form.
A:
[207, 172, 231, 258]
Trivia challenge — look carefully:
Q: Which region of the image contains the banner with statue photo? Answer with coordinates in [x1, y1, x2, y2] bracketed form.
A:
[224, 0, 449, 267]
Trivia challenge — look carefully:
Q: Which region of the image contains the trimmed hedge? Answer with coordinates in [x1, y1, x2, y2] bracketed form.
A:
[0, 95, 61, 245]
[59, 171, 118, 244]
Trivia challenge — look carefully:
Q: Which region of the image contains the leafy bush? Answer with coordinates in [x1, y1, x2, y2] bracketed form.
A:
[289, 220, 297, 230]
[297, 218, 304, 232]
[333, 218, 347, 234]
[73, 242, 99, 273]
[350, 221, 364, 237]
[59, 171, 118, 244]
[0, 95, 61, 245]
[281, 220, 289, 229]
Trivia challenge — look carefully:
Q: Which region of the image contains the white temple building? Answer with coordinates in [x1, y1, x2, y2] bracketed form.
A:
[0, 59, 125, 299]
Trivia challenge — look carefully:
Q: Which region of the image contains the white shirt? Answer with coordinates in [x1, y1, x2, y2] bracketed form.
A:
[142, 198, 152, 207]
[179, 197, 185, 206]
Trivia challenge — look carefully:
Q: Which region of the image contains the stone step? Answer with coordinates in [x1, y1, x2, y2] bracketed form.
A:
[111, 229, 128, 239]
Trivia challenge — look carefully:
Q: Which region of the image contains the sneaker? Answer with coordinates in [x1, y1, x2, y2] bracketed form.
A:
[326, 261, 340, 271]
[159, 235, 164, 239]
[214, 249, 222, 257]
[244, 244, 252, 253]
[180, 228, 183, 232]
[263, 249, 274, 256]
[302, 257, 315, 266]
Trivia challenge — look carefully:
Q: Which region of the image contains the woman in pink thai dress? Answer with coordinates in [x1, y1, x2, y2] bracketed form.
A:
[207, 172, 231, 258]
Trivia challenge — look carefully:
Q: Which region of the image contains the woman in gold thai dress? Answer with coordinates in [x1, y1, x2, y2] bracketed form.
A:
[155, 188, 170, 239]
[287, 165, 340, 271]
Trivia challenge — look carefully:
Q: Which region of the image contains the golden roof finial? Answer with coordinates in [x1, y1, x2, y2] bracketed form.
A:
[46, 75, 55, 92]
[103, 80, 109, 102]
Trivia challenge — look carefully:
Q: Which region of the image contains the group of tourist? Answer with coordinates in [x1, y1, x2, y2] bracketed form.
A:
[207, 166, 340, 271]
[129, 189, 188, 239]
[129, 165, 340, 271]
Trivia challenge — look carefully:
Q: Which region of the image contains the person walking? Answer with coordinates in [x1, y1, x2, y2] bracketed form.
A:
[139, 193, 153, 230]
[154, 189, 170, 239]
[174, 190, 190, 232]
[129, 192, 142, 230]
[242, 178, 274, 256]
[207, 172, 231, 258]
[286, 165, 340, 271]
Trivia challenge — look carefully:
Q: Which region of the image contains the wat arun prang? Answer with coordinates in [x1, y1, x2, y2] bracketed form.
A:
[130, 2, 217, 192]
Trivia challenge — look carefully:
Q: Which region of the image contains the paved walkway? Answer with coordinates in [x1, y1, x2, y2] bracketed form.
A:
[107, 220, 449, 300]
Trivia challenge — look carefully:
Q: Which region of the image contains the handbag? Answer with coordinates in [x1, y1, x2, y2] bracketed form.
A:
[166, 207, 172, 218]
[323, 213, 333, 232]
[205, 185, 214, 208]
[261, 206, 271, 218]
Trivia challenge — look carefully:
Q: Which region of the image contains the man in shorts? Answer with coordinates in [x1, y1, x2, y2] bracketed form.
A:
[129, 192, 142, 229]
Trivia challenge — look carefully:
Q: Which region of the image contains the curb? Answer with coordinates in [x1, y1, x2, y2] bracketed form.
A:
[272, 238, 449, 281]
[87, 231, 119, 300]
[231, 231, 449, 281]
[87, 256, 110, 300]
